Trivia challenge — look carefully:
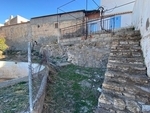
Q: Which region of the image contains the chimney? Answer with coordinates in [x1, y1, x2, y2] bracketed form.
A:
[10, 15, 13, 20]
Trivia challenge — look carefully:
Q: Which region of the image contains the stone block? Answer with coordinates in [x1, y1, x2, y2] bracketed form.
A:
[123, 92, 135, 99]
[114, 98, 126, 110]
[102, 83, 124, 92]
[126, 100, 141, 113]
[142, 105, 150, 112]
[116, 110, 127, 113]
[98, 93, 113, 105]
[120, 41, 128, 45]
[105, 71, 115, 77]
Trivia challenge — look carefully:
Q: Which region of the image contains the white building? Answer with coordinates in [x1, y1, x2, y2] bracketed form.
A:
[132, 0, 150, 77]
[87, 0, 135, 34]
[0, 24, 4, 27]
[101, 0, 135, 29]
[4, 15, 29, 26]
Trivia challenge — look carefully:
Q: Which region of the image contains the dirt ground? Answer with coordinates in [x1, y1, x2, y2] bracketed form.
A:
[0, 51, 105, 113]
[42, 64, 105, 113]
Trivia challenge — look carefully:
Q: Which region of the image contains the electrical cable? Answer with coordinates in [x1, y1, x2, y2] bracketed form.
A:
[57, 0, 76, 9]
[58, 8, 83, 20]
[104, 1, 135, 12]
[57, 0, 76, 22]
[92, 0, 99, 8]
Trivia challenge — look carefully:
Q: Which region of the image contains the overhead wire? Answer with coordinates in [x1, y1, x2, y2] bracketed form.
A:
[104, 1, 135, 13]
[58, 8, 83, 20]
[92, 0, 99, 9]
[57, 0, 76, 9]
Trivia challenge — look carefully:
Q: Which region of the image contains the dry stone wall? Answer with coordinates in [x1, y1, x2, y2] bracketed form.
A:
[67, 34, 112, 68]
[40, 33, 112, 68]
[0, 22, 30, 50]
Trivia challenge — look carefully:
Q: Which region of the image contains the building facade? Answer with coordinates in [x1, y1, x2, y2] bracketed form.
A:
[132, 0, 150, 77]
[100, 0, 135, 29]
[4, 15, 29, 26]
[30, 10, 86, 44]
[0, 10, 99, 50]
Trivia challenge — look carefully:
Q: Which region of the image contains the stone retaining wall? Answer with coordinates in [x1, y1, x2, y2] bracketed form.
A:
[40, 33, 112, 68]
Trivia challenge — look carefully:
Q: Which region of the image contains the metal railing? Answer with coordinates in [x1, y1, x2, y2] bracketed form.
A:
[61, 22, 86, 39]
[60, 17, 114, 39]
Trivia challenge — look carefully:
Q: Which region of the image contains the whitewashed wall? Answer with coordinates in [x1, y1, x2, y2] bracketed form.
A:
[132, 0, 150, 77]
[121, 13, 132, 27]
[17, 15, 29, 23]
[101, 0, 135, 15]
[100, 0, 134, 29]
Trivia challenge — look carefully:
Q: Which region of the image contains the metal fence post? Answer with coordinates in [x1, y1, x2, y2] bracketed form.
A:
[28, 42, 33, 112]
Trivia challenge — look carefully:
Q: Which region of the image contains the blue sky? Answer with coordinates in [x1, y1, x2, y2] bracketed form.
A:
[0, 0, 100, 24]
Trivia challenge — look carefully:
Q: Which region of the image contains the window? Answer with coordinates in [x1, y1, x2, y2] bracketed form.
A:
[54, 22, 59, 28]
[110, 15, 121, 29]
[90, 23, 97, 33]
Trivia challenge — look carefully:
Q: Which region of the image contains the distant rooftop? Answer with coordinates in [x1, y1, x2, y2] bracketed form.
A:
[31, 9, 100, 19]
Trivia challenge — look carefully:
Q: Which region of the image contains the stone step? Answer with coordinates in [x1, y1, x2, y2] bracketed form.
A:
[109, 51, 143, 57]
[111, 45, 141, 50]
[97, 103, 130, 113]
[102, 87, 136, 100]
[109, 57, 144, 65]
[107, 67, 147, 75]
[114, 30, 141, 37]
[112, 39, 140, 46]
[109, 55, 144, 59]
[102, 87, 150, 107]
[95, 106, 111, 113]
[98, 90, 142, 112]
[113, 36, 141, 41]
[105, 71, 150, 85]
[107, 62, 146, 71]
[111, 48, 142, 52]
[111, 46, 142, 51]
[102, 81, 150, 104]
[102, 81, 125, 93]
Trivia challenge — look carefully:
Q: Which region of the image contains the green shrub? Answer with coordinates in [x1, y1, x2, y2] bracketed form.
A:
[0, 37, 8, 51]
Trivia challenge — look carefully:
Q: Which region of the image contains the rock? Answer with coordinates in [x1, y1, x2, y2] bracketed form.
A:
[114, 98, 126, 110]
[79, 80, 91, 88]
[142, 105, 150, 112]
[116, 110, 126, 113]
[97, 87, 102, 92]
[98, 93, 113, 105]
[105, 71, 115, 77]
[126, 100, 141, 113]
[123, 93, 135, 99]
[81, 106, 89, 112]
[110, 109, 116, 113]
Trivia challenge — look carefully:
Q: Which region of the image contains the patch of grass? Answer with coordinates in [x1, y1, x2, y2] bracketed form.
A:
[0, 82, 28, 113]
[43, 64, 105, 113]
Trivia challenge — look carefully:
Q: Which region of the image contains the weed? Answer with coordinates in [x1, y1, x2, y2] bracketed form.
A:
[43, 64, 105, 113]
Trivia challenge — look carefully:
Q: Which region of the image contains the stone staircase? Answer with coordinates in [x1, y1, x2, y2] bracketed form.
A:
[97, 28, 150, 113]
